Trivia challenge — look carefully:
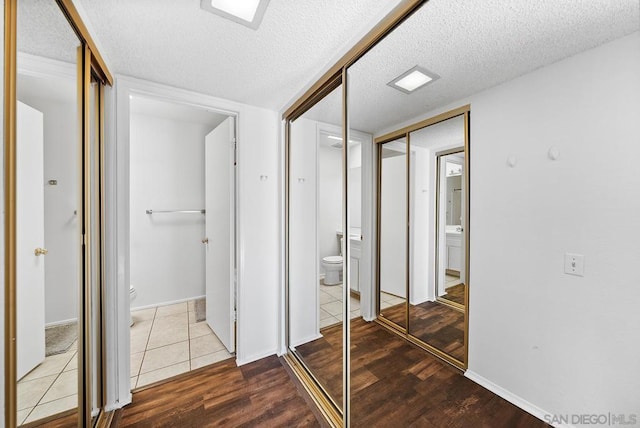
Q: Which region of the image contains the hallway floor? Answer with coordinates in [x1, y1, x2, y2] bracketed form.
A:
[130, 299, 233, 389]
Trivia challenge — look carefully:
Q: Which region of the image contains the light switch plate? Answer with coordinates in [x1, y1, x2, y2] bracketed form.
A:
[564, 253, 584, 276]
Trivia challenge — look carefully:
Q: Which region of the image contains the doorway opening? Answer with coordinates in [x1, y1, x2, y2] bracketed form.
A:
[128, 94, 237, 390]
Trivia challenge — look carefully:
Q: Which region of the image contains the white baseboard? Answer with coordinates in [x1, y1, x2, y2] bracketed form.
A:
[236, 348, 278, 367]
[105, 391, 132, 412]
[464, 370, 574, 428]
[45, 318, 78, 328]
[131, 295, 205, 312]
[291, 332, 323, 349]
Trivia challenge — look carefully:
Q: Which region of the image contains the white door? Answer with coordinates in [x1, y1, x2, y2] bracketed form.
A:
[205, 117, 235, 353]
[17, 101, 46, 379]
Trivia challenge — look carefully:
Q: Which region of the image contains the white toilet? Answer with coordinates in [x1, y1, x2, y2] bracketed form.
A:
[322, 256, 343, 285]
[129, 285, 137, 326]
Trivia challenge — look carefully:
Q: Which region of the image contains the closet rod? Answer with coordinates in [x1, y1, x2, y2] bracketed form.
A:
[145, 209, 205, 214]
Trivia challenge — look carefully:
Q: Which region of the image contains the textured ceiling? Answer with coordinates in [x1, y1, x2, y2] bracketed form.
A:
[17, 0, 80, 63]
[411, 115, 464, 150]
[308, 0, 640, 135]
[78, 0, 403, 110]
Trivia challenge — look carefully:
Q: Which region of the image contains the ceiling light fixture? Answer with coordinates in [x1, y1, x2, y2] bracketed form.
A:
[388, 66, 439, 94]
[200, 0, 270, 30]
[327, 135, 357, 144]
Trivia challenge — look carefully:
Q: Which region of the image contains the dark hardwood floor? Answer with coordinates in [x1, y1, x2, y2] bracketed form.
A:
[112, 356, 320, 427]
[300, 318, 546, 427]
[381, 301, 406, 328]
[405, 301, 465, 361]
[295, 323, 344, 406]
[441, 283, 466, 306]
[349, 319, 548, 427]
[381, 300, 465, 361]
[37, 318, 545, 427]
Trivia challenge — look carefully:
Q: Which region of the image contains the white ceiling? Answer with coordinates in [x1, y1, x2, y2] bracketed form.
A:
[130, 95, 229, 129]
[16, 0, 639, 130]
[411, 115, 464, 150]
[305, 0, 640, 135]
[77, 0, 403, 110]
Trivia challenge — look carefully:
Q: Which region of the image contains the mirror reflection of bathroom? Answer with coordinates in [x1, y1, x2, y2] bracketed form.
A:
[288, 84, 345, 410]
[319, 130, 363, 328]
[15, 1, 81, 424]
[378, 138, 408, 329]
[128, 95, 236, 390]
[438, 151, 466, 308]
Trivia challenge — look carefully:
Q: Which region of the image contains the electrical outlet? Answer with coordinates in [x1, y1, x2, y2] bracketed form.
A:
[564, 253, 584, 276]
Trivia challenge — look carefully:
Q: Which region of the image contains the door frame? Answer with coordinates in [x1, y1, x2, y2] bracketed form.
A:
[110, 77, 240, 406]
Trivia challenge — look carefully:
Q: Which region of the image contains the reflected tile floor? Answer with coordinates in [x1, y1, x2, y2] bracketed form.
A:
[319, 282, 361, 329]
[16, 339, 78, 425]
[446, 274, 462, 288]
[130, 299, 233, 390]
[380, 291, 406, 310]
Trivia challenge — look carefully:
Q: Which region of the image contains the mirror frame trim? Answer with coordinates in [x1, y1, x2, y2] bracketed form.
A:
[56, 0, 113, 85]
[282, 0, 426, 121]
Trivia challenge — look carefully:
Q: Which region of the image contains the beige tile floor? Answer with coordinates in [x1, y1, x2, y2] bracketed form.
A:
[16, 340, 78, 425]
[319, 282, 361, 329]
[130, 299, 233, 389]
[445, 274, 462, 288]
[380, 291, 406, 310]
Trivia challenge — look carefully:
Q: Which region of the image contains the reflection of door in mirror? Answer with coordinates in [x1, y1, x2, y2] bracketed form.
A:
[16, 1, 81, 425]
[377, 139, 408, 330]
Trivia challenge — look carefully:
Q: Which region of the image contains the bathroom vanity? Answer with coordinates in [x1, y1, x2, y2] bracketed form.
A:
[445, 226, 462, 275]
[337, 229, 362, 293]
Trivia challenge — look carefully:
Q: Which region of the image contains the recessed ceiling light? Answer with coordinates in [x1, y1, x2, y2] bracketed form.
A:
[200, 0, 270, 30]
[388, 66, 439, 94]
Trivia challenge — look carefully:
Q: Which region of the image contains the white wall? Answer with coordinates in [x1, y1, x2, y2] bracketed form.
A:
[379, 153, 407, 298]
[382, 32, 640, 422]
[16, 94, 78, 325]
[289, 117, 319, 345]
[111, 77, 281, 409]
[129, 112, 210, 308]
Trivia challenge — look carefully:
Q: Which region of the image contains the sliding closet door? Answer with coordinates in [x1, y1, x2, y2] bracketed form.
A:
[287, 82, 346, 423]
[15, 1, 82, 425]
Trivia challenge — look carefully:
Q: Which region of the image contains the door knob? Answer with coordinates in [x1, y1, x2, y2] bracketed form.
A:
[34, 248, 48, 256]
[201, 238, 209, 244]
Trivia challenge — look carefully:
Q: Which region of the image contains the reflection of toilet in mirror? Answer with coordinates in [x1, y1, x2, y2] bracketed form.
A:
[321, 255, 343, 285]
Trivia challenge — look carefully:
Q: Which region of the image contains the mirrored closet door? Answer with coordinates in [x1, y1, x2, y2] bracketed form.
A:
[7, 0, 110, 425]
[287, 83, 346, 421]
[15, 1, 82, 424]
[407, 114, 469, 367]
